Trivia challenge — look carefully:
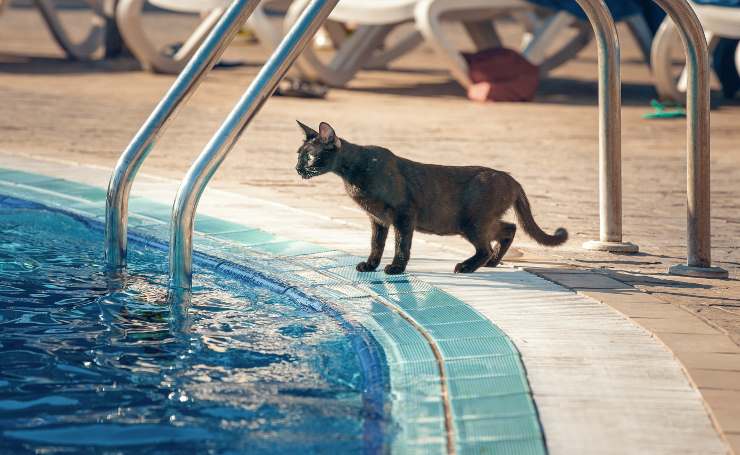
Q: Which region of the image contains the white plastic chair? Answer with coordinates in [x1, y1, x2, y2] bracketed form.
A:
[115, 0, 289, 73]
[284, 0, 601, 89]
[280, 0, 422, 86]
[415, 0, 592, 88]
[33, 0, 108, 60]
[651, 1, 740, 101]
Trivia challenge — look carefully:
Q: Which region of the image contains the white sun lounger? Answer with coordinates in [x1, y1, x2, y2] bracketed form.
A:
[414, 0, 593, 88]
[283, 0, 611, 89]
[651, 1, 740, 101]
[114, 0, 649, 91]
[114, 0, 409, 76]
[115, 0, 289, 73]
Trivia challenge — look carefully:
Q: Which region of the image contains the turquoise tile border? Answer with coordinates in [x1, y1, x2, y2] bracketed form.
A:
[0, 168, 58, 184]
[0, 169, 547, 455]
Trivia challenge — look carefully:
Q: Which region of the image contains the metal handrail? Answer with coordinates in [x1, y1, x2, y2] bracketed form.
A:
[575, 0, 639, 254]
[163, 0, 727, 290]
[104, 0, 260, 270]
[168, 0, 628, 291]
[168, 0, 340, 290]
[649, 0, 727, 278]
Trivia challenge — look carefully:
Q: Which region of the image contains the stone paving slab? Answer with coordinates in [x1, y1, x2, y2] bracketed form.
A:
[530, 269, 740, 453]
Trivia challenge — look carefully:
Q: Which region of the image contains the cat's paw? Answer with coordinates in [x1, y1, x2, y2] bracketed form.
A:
[384, 264, 406, 275]
[454, 262, 478, 273]
[356, 261, 378, 272]
[484, 256, 503, 268]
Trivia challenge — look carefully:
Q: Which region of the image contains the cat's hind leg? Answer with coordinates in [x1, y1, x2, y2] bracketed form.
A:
[485, 222, 516, 268]
[455, 225, 495, 273]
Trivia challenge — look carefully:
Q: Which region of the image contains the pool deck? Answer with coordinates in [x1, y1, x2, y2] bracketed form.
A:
[0, 155, 730, 454]
[1, 4, 739, 453]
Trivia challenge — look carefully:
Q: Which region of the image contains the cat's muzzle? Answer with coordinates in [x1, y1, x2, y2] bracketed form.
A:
[296, 166, 315, 179]
[296, 165, 323, 179]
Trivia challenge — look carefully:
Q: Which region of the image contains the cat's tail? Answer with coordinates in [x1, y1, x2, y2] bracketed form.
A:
[513, 185, 568, 247]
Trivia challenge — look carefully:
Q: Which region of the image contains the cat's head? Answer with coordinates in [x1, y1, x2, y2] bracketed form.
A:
[295, 121, 341, 179]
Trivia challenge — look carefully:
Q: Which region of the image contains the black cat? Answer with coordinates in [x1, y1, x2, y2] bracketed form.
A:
[295, 121, 567, 274]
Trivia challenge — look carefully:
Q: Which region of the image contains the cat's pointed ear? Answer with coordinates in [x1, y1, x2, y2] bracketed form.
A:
[296, 120, 318, 140]
[319, 122, 339, 146]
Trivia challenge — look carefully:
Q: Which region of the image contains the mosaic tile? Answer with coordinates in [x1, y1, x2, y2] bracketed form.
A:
[458, 438, 546, 455]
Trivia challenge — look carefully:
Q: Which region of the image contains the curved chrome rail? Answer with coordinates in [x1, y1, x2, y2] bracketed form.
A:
[574, 0, 639, 254]
[104, 0, 260, 270]
[167, 0, 628, 290]
[165, 0, 727, 290]
[649, 0, 727, 278]
[169, 0, 340, 290]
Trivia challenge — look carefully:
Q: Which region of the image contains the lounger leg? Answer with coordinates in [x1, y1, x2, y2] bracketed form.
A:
[415, 0, 537, 88]
[34, 0, 106, 60]
[522, 11, 575, 65]
[116, 0, 230, 74]
[248, 4, 285, 52]
[512, 10, 539, 49]
[172, 8, 225, 64]
[414, 0, 475, 87]
[651, 18, 681, 101]
[463, 19, 502, 50]
[536, 20, 592, 75]
[625, 14, 654, 63]
[331, 25, 394, 77]
[285, 0, 395, 87]
[365, 30, 424, 69]
[323, 20, 347, 48]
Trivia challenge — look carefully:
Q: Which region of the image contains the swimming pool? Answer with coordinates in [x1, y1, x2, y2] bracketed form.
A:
[0, 196, 388, 453]
[0, 166, 549, 454]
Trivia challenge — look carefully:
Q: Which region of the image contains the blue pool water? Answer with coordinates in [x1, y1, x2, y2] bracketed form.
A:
[0, 197, 385, 453]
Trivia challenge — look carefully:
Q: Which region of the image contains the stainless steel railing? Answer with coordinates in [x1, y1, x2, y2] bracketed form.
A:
[651, 0, 727, 278]
[104, 0, 260, 270]
[167, 0, 730, 290]
[104, 0, 726, 290]
[575, 0, 639, 254]
[168, 0, 339, 290]
[166, 0, 631, 291]
[580, 0, 725, 276]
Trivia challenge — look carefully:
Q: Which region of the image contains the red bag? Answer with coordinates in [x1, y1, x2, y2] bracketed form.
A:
[463, 47, 540, 102]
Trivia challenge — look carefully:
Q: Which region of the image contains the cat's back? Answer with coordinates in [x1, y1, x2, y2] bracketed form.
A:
[354, 143, 507, 189]
[358, 144, 488, 176]
[396, 155, 497, 183]
[361, 144, 398, 162]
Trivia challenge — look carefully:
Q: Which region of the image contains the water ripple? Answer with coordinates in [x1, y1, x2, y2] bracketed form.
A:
[0, 204, 369, 453]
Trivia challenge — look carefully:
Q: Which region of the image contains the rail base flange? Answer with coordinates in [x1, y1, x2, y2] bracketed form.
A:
[668, 264, 728, 279]
[583, 240, 640, 253]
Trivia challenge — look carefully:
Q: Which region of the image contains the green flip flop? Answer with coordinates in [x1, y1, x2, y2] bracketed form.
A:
[642, 99, 686, 119]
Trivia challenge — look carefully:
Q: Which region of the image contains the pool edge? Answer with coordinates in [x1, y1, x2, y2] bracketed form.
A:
[0, 168, 547, 455]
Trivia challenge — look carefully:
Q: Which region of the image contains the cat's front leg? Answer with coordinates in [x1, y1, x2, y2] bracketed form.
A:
[357, 221, 389, 272]
[385, 214, 414, 275]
